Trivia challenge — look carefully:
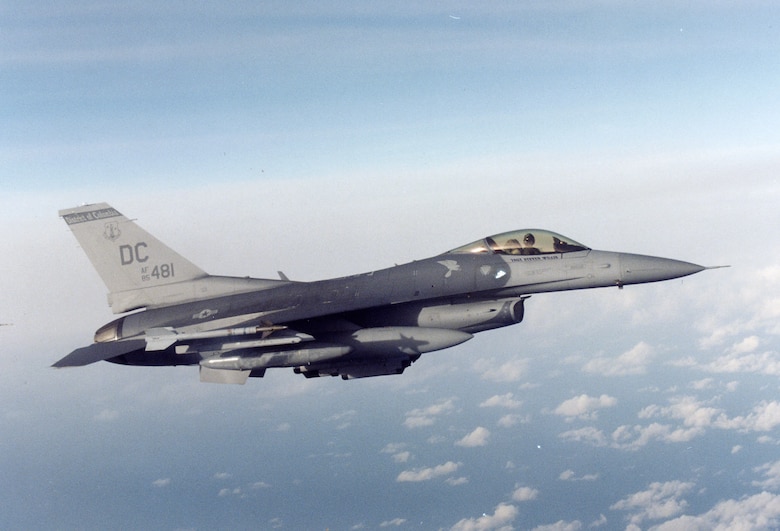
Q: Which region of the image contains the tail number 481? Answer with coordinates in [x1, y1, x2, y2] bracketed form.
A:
[142, 264, 175, 282]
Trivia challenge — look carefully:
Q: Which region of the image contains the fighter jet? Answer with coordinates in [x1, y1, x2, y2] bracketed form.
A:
[53, 203, 711, 383]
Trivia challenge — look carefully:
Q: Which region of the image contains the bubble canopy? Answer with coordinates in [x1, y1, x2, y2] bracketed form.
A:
[447, 229, 590, 255]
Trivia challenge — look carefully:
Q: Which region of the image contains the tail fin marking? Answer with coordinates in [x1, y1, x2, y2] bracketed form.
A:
[60, 203, 207, 295]
[61, 203, 289, 314]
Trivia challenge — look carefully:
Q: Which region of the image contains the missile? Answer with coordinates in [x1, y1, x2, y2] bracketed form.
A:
[144, 324, 291, 351]
[200, 345, 353, 371]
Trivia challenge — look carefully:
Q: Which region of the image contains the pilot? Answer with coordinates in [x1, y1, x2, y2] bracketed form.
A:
[504, 238, 522, 255]
[520, 233, 540, 255]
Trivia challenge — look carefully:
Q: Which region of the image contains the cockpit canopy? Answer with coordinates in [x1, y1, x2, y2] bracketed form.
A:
[447, 229, 590, 256]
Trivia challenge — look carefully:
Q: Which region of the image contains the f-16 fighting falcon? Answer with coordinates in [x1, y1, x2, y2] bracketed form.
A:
[54, 203, 714, 384]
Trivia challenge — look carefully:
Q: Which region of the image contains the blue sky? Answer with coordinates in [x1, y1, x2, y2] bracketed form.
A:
[2, 2, 780, 530]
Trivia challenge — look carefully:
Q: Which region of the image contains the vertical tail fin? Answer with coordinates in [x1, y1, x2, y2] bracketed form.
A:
[60, 203, 208, 312]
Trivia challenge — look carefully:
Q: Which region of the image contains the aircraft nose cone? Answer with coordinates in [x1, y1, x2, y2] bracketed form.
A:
[620, 253, 705, 284]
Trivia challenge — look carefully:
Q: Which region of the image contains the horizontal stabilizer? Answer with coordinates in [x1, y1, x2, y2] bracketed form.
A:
[52, 339, 146, 367]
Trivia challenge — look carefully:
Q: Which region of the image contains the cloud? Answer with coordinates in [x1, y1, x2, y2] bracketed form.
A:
[564, 396, 780, 451]
[392, 451, 411, 463]
[648, 491, 780, 530]
[731, 335, 761, 354]
[403, 398, 456, 428]
[559, 470, 598, 482]
[446, 477, 469, 486]
[476, 359, 528, 382]
[456, 427, 490, 447]
[554, 394, 617, 420]
[696, 266, 780, 350]
[689, 378, 714, 390]
[380, 443, 406, 454]
[497, 414, 530, 428]
[213, 472, 232, 480]
[559, 427, 609, 447]
[583, 342, 654, 376]
[480, 393, 523, 409]
[381, 443, 412, 463]
[380, 518, 407, 527]
[714, 401, 780, 432]
[450, 503, 518, 531]
[594, 396, 771, 450]
[152, 478, 170, 487]
[639, 396, 720, 430]
[704, 349, 780, 376]
[753, 460, 780, 490]
[531, 520, 583, 531]
[512, 486, 539, 501]
[397, 461, 461, 483]
[326, 409, 357, 429]
[610, 481, 694, 526]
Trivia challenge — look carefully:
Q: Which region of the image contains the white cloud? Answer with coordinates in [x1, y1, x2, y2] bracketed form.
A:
[704, 349, 780, 376]
[753, 460, 780, 490]
[689, 378, 714, 390]
[446, 477, 469, 486]
[639, 396, 720, 430]
[450, 503, 518, 531]
[569, 396, 780, 452]
[392, 451, 411, 463]
[559, 470, 598, 482]
[554, 394, 617, 420]
[152, 478, 170, 487]
[380, 443, 406, 454]
[559, 427, 609, 447]
[213, 472, 232, 480]
[714, 401, 780, 432]
[696, 266, 780, 350]
[583, 342, 654, 376]
[649, 491, 780, 530]
[567, 397, 780, 451]
[531, 520, 583, 531]
[404, 398, 456, 428]
[476, 359, 528, 382]
[380, 518, 407, 527]
[326, 409, 356, 429]
[497, 414, 530, 428]
[380, 443, 412, 463]
[397, 461, 461, 483]
[731, 335, 761, 354]
[611, 481, 694, 526]
[456, 427, 490, 447]
[512, 486, 539, 501]
[480, 393, 523, 409]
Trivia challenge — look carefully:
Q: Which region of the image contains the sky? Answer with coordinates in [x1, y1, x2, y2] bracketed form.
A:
[2, 1, 780, 529]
